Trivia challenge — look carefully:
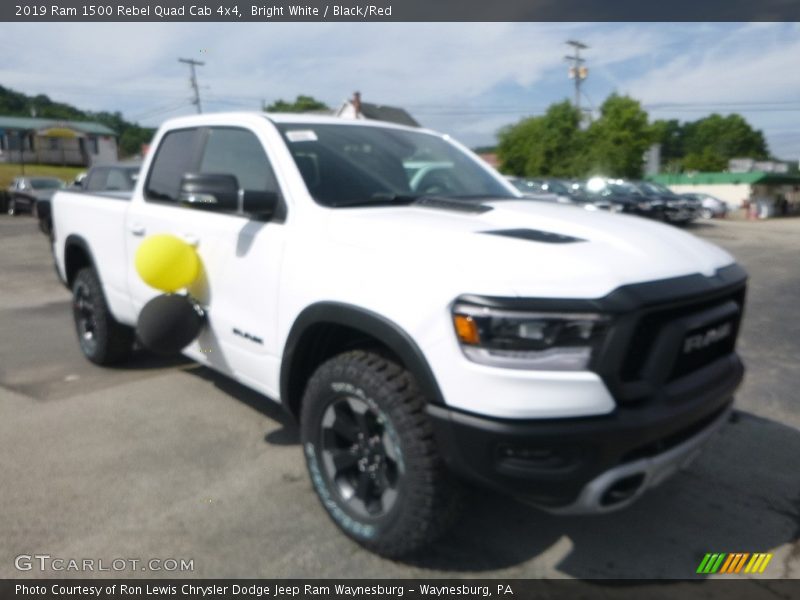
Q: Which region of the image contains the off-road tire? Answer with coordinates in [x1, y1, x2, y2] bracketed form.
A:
[72, 267, 135, 365]
[300, 350, 460, 557]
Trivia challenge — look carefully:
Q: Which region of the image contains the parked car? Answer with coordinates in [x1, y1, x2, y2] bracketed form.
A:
[630, 181, 700, 225]
[7, 176, 64, 216]
[508, 177, 578, 205]
[572, 178, 661, 219]
[52, 112, 746, 557]
[37, 163, 142, 238]
[681, 193, 730, 219]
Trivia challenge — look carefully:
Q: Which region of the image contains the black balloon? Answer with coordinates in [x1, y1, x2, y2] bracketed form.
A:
[137, 294, 205, 355]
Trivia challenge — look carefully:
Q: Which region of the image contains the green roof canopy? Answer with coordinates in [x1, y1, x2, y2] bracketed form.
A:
[651, 172, 800, 186]
[0, 115, 115, 136]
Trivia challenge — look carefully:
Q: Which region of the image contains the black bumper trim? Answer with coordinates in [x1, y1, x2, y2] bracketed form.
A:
[428, 354, 743, 507]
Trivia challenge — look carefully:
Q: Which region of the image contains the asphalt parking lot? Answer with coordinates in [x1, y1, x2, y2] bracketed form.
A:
[1, 214, 798, 580]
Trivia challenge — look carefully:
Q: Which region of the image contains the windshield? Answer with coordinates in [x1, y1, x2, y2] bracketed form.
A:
[276, 123, 515, 207]
[638, 182, 676, 196]
[543, 180, 570, 195]
[30, 178, 63, 190]
[606, 182, 641, 196]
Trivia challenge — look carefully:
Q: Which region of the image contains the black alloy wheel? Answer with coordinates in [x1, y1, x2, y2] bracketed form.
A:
[318, 394, 403, 519]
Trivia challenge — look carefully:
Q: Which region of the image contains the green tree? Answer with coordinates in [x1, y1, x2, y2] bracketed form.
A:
[578, 94, 654, 178]
[681, 113, 768, 171]
[651, 118, 685, 172]
[265, 95, 329, 113]
[497, 117, 541, 176]
[497, 101, 582, 177]
[118, 125, 155, 157]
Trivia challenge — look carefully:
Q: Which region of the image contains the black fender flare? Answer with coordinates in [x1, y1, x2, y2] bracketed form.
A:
[280, 302, 445, 416]
[63, 234, 98, 288]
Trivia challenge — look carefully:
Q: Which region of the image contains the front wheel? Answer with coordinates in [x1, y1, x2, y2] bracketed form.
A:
[300, 350, 460, 557]
[7, 199, 16, 216]
[72, 267, 135, 365]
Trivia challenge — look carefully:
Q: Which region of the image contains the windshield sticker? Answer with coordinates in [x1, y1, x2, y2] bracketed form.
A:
[286, 130, 318, 142]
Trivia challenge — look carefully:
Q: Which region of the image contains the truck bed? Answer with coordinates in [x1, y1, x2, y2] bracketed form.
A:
[52, 188, 135, 325]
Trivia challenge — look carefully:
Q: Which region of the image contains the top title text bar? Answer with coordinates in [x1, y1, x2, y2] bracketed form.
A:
[5, 0, 800, 22]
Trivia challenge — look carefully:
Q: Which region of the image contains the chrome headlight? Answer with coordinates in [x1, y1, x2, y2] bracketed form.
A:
[452, 303, 609, 371]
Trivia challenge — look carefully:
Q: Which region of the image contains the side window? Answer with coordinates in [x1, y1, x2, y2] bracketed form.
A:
[106, 168, 131, 191]
[145, 128, 202, 202]
[198, 127, 280, 212]
[84, 168, 108, 192]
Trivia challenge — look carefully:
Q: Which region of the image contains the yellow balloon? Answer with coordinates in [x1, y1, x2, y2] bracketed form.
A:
[134, 234, 200, 292]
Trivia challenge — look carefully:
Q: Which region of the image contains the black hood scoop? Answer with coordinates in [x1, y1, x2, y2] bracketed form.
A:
[482, 228, 585, 244]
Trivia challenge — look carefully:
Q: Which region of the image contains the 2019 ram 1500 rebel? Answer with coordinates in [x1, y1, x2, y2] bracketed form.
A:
[51, 112, 747, 557]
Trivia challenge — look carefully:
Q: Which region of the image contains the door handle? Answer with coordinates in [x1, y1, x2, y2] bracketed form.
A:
[182, 233, 199, 247]
[130, 223, 146, 236]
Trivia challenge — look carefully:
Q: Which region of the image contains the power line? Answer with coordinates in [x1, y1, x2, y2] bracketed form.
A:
[128, 100, 194, 121]
[647, 106, 800, 113]
[178, 58, 205, 114]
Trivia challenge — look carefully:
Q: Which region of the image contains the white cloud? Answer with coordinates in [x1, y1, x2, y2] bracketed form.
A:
[0, 22, 662, 115]
[625, 24, 800, 105]
[0, 22, 797, 155]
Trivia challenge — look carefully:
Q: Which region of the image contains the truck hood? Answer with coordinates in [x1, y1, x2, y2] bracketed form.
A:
[326, 199, 735, 299]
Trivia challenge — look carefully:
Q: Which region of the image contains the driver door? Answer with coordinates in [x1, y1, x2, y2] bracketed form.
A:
[125, 124, 288, 397]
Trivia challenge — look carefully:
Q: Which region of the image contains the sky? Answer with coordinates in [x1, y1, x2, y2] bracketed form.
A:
[1, 22, 799, 160]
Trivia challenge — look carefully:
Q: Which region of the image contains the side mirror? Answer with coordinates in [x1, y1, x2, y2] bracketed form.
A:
[242, 190, 279, 220]
[179, 173, 280, 220]
[179, 173, 239, 211]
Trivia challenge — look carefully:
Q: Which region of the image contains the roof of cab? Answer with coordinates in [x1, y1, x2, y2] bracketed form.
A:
[159, 111, 432, 135]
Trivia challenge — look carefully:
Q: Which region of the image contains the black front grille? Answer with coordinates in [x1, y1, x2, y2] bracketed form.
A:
[620, 286, 746, 383]
[671, 317, 739, 380]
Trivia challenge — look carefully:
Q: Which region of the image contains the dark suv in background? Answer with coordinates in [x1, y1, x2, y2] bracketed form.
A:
[6, 176, 65, 217]
[630, 181, 700, 224]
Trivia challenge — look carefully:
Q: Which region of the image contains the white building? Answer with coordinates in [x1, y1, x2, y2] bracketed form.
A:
[0, 116, 118, 167]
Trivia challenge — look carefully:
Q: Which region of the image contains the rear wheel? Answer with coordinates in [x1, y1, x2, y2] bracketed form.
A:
[72, 267, 135, 365]
[300, 350, 460, 557]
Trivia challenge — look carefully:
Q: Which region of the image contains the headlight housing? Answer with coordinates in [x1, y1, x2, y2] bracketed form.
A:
[452, 303, 609, 371]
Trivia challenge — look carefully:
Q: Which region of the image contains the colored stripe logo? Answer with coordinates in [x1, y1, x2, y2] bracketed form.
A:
[696, 553, 773, 574]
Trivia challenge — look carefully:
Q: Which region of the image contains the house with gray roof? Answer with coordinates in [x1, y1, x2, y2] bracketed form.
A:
[336, 92, 420, 128]
[0, 116, 118, 167]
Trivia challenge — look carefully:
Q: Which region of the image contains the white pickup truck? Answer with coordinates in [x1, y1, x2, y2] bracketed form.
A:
[52, 112, 747, 557]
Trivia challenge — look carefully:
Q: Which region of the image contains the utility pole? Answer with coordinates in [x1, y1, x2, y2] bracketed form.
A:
[565, 40, 589, 113]
[178, 58, 205, 114]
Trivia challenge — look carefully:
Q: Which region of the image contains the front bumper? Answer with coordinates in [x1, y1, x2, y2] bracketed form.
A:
[428, 353, 743, 510]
